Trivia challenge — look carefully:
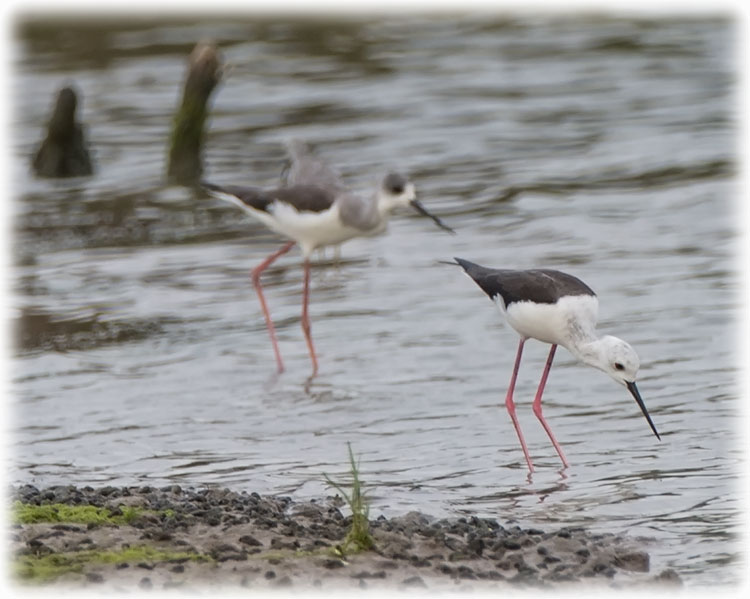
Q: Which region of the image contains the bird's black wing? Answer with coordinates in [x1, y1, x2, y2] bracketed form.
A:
[454, 258, 596, 306]
[202, 182, 336, 214]
[285, 139, 346, 191]
[269, 185, 337, 213]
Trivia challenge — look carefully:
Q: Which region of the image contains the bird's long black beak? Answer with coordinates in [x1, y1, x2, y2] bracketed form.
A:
[410, 199, 455, 234]
[626, 381, 660, 441]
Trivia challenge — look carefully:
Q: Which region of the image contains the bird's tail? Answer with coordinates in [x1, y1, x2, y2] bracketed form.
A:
[449, 257, 485, 276]
[200, 181, 270, 212]
[438, 259, 462, 267]
[445, 258, 500, 297]
[200, 181, 226, 194]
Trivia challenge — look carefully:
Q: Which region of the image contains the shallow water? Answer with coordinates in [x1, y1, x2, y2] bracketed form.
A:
[10, 15, 741, 587]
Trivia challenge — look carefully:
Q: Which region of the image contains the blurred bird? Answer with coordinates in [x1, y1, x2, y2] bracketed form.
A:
[203, 140, 453, 377]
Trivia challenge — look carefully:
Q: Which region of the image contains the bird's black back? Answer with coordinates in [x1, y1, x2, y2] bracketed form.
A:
[454, 258, 596, 306]
[202, 182, 336, 214]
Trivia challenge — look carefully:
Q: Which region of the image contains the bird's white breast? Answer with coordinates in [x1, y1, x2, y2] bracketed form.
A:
[265, 202, 361, 256]
[495, 294, 599, 346]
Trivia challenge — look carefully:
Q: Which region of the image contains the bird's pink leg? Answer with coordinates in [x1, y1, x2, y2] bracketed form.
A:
[505, 337, 534, 472]
[531, 344, 570, 468]
[301, 258, 319, 378]
[251, 241, 296, 373]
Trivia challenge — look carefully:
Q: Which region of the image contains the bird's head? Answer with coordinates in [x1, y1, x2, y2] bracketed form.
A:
[378, 172, 416, 208]
[585, 335, 660, 440]
[594, 335, 640, 386]
[377, 172, 454, 233]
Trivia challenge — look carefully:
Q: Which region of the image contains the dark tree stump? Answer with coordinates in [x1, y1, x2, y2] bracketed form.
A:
[32, 85, 94, 178]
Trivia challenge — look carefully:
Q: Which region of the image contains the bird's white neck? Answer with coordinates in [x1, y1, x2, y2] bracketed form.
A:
[376, 189, 400, 217]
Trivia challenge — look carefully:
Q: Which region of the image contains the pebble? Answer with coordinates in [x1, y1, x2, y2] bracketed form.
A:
[239, 534, 262, 547]
[614, 550, 650, 572]
[402, 575, 427, 588]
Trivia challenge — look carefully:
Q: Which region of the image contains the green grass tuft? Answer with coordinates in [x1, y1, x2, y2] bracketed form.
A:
[324, 443, 375, 554]
[11, 501, 145, 526]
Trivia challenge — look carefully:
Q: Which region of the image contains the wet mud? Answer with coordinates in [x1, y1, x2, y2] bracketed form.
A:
[10, 484, 682, 591]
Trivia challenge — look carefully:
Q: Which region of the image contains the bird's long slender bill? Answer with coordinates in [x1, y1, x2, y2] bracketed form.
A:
[626, 381, 661, 441]
[409, 199, 455, 234]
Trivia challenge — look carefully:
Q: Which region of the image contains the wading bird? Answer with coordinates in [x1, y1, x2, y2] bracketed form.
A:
[451, 257, 660, 472]
[203, 140, 453, 377]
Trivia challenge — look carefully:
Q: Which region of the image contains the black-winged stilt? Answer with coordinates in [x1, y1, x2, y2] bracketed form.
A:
[451, 257, 660, 472]
[202, 139, 453, 377]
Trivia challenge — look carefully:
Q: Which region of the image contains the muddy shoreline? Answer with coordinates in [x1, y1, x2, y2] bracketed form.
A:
[9, 484, 682, 591]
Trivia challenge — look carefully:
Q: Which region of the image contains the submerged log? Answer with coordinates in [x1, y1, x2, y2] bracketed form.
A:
[167, 42, 223, 185]
[32, 85, 94, 178]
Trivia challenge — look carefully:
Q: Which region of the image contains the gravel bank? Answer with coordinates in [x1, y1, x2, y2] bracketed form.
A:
[9, 484, 682, 591]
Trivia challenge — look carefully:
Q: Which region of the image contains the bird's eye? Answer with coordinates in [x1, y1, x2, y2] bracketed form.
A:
[384, 173, 407, 194]
[614, 362, 625, 371]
